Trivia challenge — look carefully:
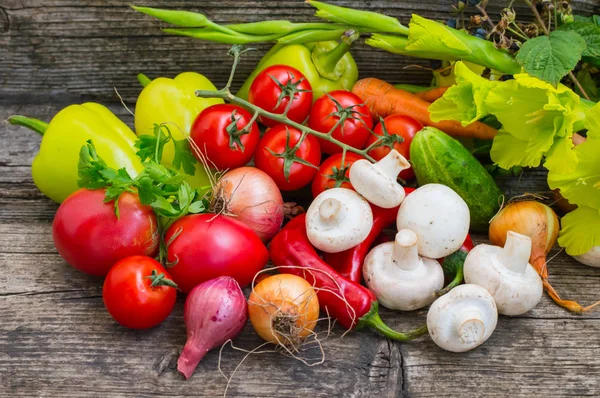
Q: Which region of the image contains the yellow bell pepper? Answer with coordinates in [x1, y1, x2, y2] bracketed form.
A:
[8, 103, 143, 203]
[134, 72, 224, 189]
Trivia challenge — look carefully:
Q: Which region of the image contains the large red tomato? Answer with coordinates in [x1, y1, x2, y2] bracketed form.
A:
[311, 152, 364, 198]
[165, 214, 269, 293]
[248, 65, 313, 127]
[254, 124, 321, 191]
[52, 189, 158, 277]
[308, 90, 373, 155]
[190, 104, 260, 170]
[366, 115, 422, 180]
[103, 256, 177, 329]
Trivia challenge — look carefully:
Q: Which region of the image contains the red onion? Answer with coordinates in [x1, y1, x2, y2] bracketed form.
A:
[214, 167, 284, 242]
[177, 276, 248, 379]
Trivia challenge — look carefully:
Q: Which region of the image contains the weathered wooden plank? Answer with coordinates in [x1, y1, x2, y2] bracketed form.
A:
[1, 0, 598, 103]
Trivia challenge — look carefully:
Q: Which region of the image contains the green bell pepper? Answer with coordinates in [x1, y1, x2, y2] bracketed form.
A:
[8, 103, 144, 203]
[237, 36, 359, 101]
[134, 72, 224, 190]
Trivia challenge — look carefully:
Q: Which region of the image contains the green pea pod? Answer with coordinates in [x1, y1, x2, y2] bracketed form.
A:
[308, 0, 408, 35]
[163, 28, 278, 45]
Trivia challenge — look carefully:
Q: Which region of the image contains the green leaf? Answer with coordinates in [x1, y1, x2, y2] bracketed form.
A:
[584, 101, 600, 140]
[429, 61, 499, 126]
[135, 124, 170, 163]
[548, 137, 600, 209]
[188, 200, 206, 214]
[516, 30, 586, 85]
[490, 129, 554, 169]
[558, 205, 600, 256]
[177, 183, 193, 210]
[575, 67, 599, 102]
[150, 196, 180, 218]
[559, 22, 600, 58]
[172, 139, 197, 176]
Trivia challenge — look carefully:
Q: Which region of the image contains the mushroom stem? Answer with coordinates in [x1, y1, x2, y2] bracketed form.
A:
[456, 310, 485, 345]
[499, 231, 532, 274]
[392, 229, 421, 271]
[376, 149, 411, 179]
[318, 198, 345, 227]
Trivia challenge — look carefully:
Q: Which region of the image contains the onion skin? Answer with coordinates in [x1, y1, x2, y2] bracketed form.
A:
[216, 167, 284, 242]
[489, 201, 559, 279]
[177, 276, 248, 380]
[248, 274, 319, 345]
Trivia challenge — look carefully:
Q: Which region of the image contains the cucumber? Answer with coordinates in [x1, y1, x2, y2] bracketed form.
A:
[410, 127, 502, 232]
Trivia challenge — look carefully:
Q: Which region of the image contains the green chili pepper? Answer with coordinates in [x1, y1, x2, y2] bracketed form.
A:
[7, 104, 143, 203]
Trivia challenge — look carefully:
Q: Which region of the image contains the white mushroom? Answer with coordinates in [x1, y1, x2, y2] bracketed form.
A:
[349, 149, 410, 208]
[305, 188, 373, 253]
[573, 246, 600, 268]
[464, 231, 543, 316]
[396, 183, 470, 258]
[427, 284, 498, 353]
[363, 229, 444, 311]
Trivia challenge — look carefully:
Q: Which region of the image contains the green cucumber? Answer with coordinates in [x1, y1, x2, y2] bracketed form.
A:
[410, 127, 503, 232]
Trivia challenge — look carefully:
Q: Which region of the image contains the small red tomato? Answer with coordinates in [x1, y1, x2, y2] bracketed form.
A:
[103, 256, 177, 329]
[248, 65, 313, 127]
[311, 152, 364, 198]
[52, 189, 158, 277]
[366, 115, 422, 180]
[308, 90, 373, 155]
[254, 124, 321, 191]
[190, 104, 260, 170]
[165, 214, 269, 293]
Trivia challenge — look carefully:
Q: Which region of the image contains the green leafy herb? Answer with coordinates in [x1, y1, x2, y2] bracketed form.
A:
[172, 139, 197, 176]
[557, 205, 600, 256]
[135, 123, 198, 175]
[516, 30, 586, 86]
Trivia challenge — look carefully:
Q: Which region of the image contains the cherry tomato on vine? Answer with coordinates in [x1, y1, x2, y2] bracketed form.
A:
[308, 90, 373, 155]
[254, 124, 321, 191]
[189, 104, 260, 170]
[366, 115, 422, 180]
[311, 152, 364, 198]
[248, 65, 313, 127]
[102, 256, 177, 329]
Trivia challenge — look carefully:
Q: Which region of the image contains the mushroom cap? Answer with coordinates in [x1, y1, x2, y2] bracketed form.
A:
[362, 230, 444, 311]
[349, 150, 409, 208]
[574, 246, 600, 268]
[396, 183, 469, 258]
[306, 188, 373, 253]
[427, 284, 498, 353]
[464, 244, 543, 316]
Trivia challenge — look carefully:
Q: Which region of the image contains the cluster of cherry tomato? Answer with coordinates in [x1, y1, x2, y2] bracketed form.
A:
[189, 64, 423, 198]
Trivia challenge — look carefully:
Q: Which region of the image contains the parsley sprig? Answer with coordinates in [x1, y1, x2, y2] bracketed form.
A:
[77, 124, 209, 262]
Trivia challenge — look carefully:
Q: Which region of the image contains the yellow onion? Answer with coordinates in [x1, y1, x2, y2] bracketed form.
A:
[248, 274, 319, 347]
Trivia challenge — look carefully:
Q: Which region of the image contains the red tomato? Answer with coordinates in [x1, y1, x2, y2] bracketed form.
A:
[248, 65, 313, 127]
[52, 189, 158, 277]
[254, 124, 321, 191]
[165, 214, 269, 293]
[103, 256, 177, 329]
[366, 115, 422, 180]
[311, 152, 364, 198]
[190, 104, 260, 170]
[308, 90, 373, 155]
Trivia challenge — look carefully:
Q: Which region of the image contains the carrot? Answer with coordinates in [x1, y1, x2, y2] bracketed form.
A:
[415, 86, 450, 102]
[352, 78, 497, 140]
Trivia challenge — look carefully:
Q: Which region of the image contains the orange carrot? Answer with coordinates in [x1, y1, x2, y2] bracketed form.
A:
[415, 86, 450, 102]
[352, 78, 497, 140]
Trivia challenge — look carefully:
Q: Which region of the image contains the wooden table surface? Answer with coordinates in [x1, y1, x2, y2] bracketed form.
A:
[2, 1, 600, 397]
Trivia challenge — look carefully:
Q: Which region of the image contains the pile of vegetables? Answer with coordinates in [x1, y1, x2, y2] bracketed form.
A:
[7, 0, 600, 383]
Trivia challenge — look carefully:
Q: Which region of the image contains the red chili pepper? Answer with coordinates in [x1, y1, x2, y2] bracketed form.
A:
[323, 187, 416, 283]
[270, 213, 426, 340]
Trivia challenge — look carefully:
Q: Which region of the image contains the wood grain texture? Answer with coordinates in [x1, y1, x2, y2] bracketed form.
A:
[1, 0, 599, 104]
[3, 101, 600, 397]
